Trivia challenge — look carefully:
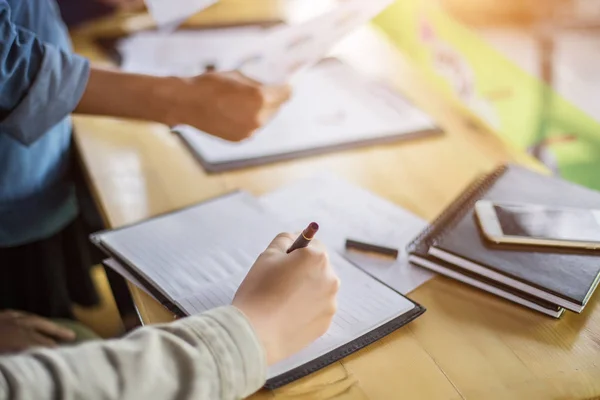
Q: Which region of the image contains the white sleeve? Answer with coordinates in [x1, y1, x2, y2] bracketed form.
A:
[0, 306, 266, 400]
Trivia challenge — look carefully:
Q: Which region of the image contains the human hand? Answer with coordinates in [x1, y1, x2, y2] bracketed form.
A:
[162, 71, 292, 142]
[0, 311, 76, 354]
[232, 233, 340, 365]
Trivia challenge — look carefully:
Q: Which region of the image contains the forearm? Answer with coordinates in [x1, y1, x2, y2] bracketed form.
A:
[0, 306, 267, 400]
[74, 67, 183, 125]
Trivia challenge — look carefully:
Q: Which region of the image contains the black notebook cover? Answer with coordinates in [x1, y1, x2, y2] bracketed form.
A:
[408, 164, 600, 311]
[92, 193, 425, 389]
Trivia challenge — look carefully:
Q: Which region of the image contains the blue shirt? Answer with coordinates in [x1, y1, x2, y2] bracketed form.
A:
[0, 0, 90, 247]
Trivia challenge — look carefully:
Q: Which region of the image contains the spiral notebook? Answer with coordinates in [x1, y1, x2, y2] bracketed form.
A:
[408, 164, 600, 315]
[91, 191, 424, 388]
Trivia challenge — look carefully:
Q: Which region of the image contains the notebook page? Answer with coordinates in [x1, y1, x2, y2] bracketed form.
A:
[95, 192, 281, 302]
[267, 251, 415, 379]
[176, 60, 435, 164]
[261, 174, 435, 295]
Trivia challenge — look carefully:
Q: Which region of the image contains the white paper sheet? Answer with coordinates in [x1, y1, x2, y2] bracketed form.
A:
[260, 174, 435, 295]
[145, 0, 218, 28]
[177, 59, 435, 167]
[117, 27, 267, 77]
[95, 192, 278, 302]
[239, 0, 395, 84]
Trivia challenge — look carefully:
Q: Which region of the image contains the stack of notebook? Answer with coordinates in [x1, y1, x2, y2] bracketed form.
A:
[408, 164, 600, 318]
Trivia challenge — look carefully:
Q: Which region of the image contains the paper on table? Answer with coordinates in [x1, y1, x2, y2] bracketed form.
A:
[117, 27, 267, 77]
[239, 0, 394, 84]
[260, 174, 435, 295]
[145, 0, 218, 28]
[177, 59, 435, 167]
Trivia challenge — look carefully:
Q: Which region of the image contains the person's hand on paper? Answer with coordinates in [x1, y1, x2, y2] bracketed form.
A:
[165, 71, 291, 142]
[0, 310, 76, 354]
[232, 233, 339, 365]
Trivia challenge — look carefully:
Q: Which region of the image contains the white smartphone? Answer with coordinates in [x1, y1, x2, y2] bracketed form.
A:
[474, 200, 600, 250]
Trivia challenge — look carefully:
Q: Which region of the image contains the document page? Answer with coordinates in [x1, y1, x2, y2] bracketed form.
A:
[177, 60, 435, 168]
[261, 174, 435, 295]
[239, 0, 394, 84]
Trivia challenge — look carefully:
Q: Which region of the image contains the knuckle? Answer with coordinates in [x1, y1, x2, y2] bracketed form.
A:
[330, 276, 341, 293]
[305, 248, 328, 267]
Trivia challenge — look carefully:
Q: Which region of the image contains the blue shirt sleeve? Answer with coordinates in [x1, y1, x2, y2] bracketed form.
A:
[0, 0, 90, 146]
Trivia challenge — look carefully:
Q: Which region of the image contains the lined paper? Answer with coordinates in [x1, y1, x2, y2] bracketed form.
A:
[95, 192, 279, 300]
[261, 174, 435, 295]
[268, 251, 415, 379]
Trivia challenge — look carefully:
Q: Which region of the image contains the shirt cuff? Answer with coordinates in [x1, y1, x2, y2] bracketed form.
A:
[0, 44, 90, 146]
[181, 306, 267, 398]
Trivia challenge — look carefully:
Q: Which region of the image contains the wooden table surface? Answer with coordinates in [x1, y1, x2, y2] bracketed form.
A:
[72, 3, 600, 399]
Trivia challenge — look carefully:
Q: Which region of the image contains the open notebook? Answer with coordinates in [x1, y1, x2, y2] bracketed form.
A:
[176, 59, 439, 172]
[91, 191, 424, 388]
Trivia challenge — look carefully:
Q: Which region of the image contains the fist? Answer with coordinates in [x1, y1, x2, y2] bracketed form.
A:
[164, 71, 292, 142]
[233, 233, 340, 365]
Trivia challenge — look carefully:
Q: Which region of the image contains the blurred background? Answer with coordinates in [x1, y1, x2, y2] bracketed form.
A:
[373, 0, 600, 192]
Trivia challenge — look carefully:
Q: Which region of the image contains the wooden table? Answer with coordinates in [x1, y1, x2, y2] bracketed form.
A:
[71, 4, 600, 399]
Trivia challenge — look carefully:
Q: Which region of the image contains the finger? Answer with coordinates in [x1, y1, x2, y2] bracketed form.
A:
[22, 317, 76, 342]
[265, 233, 295, 253]
[0, 310, 23, 320]
[262, 85, 292, 107]
[29, 332, 58, 349]
[257, 106, 284, 126]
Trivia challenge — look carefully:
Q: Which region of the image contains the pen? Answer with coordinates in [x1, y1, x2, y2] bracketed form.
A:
[287, 222, 319, 253]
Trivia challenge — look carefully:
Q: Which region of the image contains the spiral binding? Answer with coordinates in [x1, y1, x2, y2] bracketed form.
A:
[406, 164, 509, 255]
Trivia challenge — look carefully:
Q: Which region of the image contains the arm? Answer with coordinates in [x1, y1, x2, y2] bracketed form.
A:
[0, 234, 339, 400]
[74, 67, 291, 142]
[0, 0, 288, 146]
[0, 0, 89, 145]
[0, 306, 266, 400]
